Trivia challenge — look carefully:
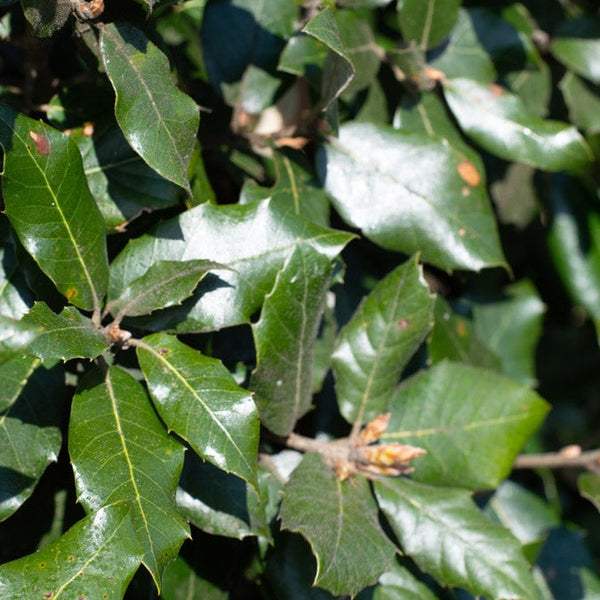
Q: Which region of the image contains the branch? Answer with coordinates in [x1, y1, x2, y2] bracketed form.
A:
[514, 445, 600, 473]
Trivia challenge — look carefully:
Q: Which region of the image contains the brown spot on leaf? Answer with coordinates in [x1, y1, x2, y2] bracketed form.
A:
[489, 82, 505, 97]
[157, 348, 170, 356]
[67, 555, 74, 562]
[458, 228, 466, 237]
[456, 321, 467, 337]
[65, 288, 78, 301]
[397, 318, 410, 330]
[29, 130, 50, 155]
[43, 593, 53, 599]
[457, 160, 481, 187]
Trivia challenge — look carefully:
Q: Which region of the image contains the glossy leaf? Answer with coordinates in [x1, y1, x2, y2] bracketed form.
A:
[24, 302, 108, 362]
[318, 121, 506, 271]
[0, 503, 143, 598]
[375, 477, 538, 600]
[368, 561, 438, 600]
[0, 316, 40, 364]
[0, 238, 33, 320]
[551, 17, 600, 84]
[0, 358, 63, 522]
[251, 245, 333, 437]
[73, 123, 181, 232]
[332, 256, 434, 427]
[176, 454, 279, 541]
[443, 77, 592, 172]
[100, 23, 199, 194]
[20, 0, 71, 37]
[69, 365, 189, 587]
[108, 199, 353, 332]
[382, 361, 549, 489]
[106, 259, 222, 319]
[303, 6, 355, 109]
[280, 453, 396, 597]
[162, 555, 228, 600]
[137, 333, 258, 486]
[397, 0, 461, 50]
[0, 105, 109, 311]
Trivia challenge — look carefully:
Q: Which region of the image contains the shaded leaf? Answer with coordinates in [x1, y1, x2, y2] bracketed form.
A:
[73, 123, 182, 232]
[251, 245, 333, 437]
[280, 453, 396, 597]
[0, 105, 109, 311]
[579, 472, 600, 513]
[367, 561, 438, 600]
[100, 23, 199, 194]
[162, 555, 228, 600]
[443, 77, 592, 172]
[137, 333, 259, 487]
[332, 256, 435, 427]
[69, 365, 189, 587]
[303, 6, 355, 109]
[397, 0, 461, 50]
[0, 503, 143, 598]
[382, 361, 549, 489]
[176, 453, 279, 541]
[106, 259, 222, 319]
[20, 0, 71, 37]
[108, 199, 353, 332]
[560, 72, 600, 135]
[375, 477, 538, 600]
[0, 358, 64, 522]
[318, 121, 506, 271]
[24, 302, 108, 362]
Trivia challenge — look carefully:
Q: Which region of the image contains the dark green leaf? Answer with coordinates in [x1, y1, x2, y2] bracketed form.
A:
[490, 162, 540, 228]
[303, 6, 355, 109]
[551, 17, 600, 84]
[106, 259, 222, 319]
[397, 0, 461, 50]
[318, 122, 506, 271]
[137, 333, 259, 486]
[0, 316, 40, 363]
[0, 239, 33, 320]
[375, 477, 538, 600]
[332, 256, 434, 427]
[280, 453, 396, 597]
[443, 77, 592, 172]
[24, 302, 108, 362]
[177, 454, 279, 541]
[0, 503, 143, 598]
[251, 245, 333, 437]
[0, 358, 63, 522]
[162, 555, 228, 600]
[20, 0, 71, 37]
[100, 23, 199, 194]
[278, 33, 328, 82]
[368, 561, 438, 600]
[560, 72, 600, 135]
[382, 362, 550, 489]
[0, 105, 109, 311]
[108, 199, 353, 332]
[473, 280, 546, 386]
[73, 123, 182, 232]
[579, 472, 600, 513]
[69, 366, 189, 587]
[546, 175, 600, 325]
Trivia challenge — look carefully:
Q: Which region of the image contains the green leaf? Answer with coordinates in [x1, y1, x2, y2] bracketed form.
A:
[0, 105, 109, 311]
[177, 454, 279, 542]
[24, 302, 109, 362]
[332, 256, 435, 427]
[560, 72, 600, 135]
[546, 175, 600, 325]
[473, 280, 546, 386]
[0, 358, 63, 522]
[0, 238, 33, 320]
[108, 199, 353, 332]
[318, 121, 506, 271]
[551, 17, 600, 85]
[368, 561, 438, 600]
[20, 0, 71, 37]
[397, 0, 461, 50]
[0, 316, 40, 364]
[382, 361, 549, 489]
[69, 365, 189, 587]
[302, 6, 355, 109]
[280, 453, 396, 597]
[443, 77, 592, 172]
[100, 23, 199, 195]
[162, 555, 228, 600]
[0, 503, 143, 599]
[137, 333, 259, 487]
[73, 123, 182, 232]
[428, 297, 501, 370]
[578, 472, 600, 513]
[106, 259, 222, 319]
[375, 477, 538, 600]
[251, 245, 333, 437]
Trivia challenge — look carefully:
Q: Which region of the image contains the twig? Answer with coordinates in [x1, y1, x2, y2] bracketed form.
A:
[514, 445, 600, 474]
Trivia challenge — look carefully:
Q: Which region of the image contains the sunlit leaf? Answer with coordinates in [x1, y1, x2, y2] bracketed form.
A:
[551, 17, 600, 84]
[397, 0, 461, 50]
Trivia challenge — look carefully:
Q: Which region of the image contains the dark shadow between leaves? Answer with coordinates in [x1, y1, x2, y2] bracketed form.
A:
[0, 467, 35, 507]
